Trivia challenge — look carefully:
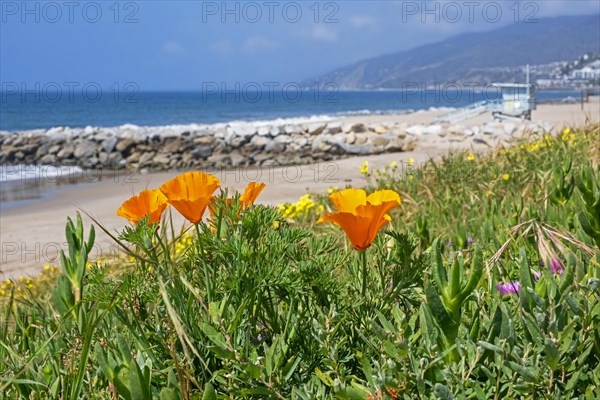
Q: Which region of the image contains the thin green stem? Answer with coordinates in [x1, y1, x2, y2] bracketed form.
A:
[195, 223, 212, 303]
[215, 200, 225, 240]
[360, 249, 368, 297]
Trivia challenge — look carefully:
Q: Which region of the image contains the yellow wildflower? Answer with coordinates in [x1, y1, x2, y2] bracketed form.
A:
[502, 173, 510, 181]
[407, 158, 414, 164]
[467, 153, 475, 161]
[360, 161, 369, 175]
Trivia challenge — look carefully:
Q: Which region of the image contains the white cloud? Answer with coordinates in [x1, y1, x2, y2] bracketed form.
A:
[241, 35, 278, 53]
[162, 41, 184, 54]
[211, 40, 234, 56]
[308, 26, 339, 42]
[348, 15, 376, 29]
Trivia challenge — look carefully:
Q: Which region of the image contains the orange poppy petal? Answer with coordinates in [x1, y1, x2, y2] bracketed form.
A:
[160, 172, 221, 224]
[355, 202, 398, 244]
[318, 212, 377, 250]
[160, 171, 220, 202]
[366, 190, 401, 206]
[240, 182, 266, 209]
[329, 188, 367, 213]
[117, 189, 169, 225]
[169, 196, 213, 224]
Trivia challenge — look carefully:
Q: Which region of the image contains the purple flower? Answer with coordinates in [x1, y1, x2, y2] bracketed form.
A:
[466, 237, 473, 246]
[448, 240, 453, 248]
[496, 281, 520, 296]
[550, 259, 564, 275]
[257, 333, 263, 342]
[532, 270, 541, 282]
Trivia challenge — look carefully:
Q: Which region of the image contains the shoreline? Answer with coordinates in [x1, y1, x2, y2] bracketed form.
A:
[1, 101, 599, 280]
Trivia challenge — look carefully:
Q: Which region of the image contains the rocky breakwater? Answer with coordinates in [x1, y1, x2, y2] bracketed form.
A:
[0, 118, 554, 171]
[0, 120, 419, 171]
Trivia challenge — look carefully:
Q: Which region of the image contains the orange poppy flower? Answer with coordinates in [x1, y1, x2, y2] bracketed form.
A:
[207, 182, 266, 220]
[159, 172, 221, 224]
[117, 189, 169, 225]
[318, 188, 401, 250]
[240, 182, 266, 209]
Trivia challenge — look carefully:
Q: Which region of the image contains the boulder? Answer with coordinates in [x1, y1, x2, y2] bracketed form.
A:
[232, 125, 256, 138]
[39, 154, 56, 164]
[337, 142, 374, 155]
[375, 125, 389, 134]
[371, 135, 390, 147]
[406, 125, 425, 136]
[384, 137, 405, 152]
[73, 141, 97, 159]
[257, 126, 271, 136]
[102, 136, 118, 153]
[153, 154, 171, 165]
[326, 122, 342, 134]
[265, 140, 286, 153]
[354, 133, 369, 145]
[306, 123, 326, 135]
[250, 135, 273, 150]
[194, 136, 214, 145]
[161, 138, 186, 153]
[115, 138, 136, 153]
[269, 125, 283, 137]
[311, 136, 332, 152]
[207, 154, 230, 165]
[423, 124, 443, 135]
[347, 131, 356, 144]
[191, 146, 213, 159]
[138, 152, 156, 166]
[283, 124, 301, 135]
[57, 146, 74, 159]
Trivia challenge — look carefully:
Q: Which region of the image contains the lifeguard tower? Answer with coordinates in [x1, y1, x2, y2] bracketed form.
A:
[488, 83, 536, 121]
[435, 65, 537, 123]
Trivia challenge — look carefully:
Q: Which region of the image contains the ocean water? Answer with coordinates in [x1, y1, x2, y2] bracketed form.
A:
[0, 89, 580, 132]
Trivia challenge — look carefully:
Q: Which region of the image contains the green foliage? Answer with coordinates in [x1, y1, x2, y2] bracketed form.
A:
[1, 125, 599, 399]
[577, 163, 600, 248]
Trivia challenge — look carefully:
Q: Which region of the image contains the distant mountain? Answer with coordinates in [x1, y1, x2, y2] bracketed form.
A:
[310, 14, 600, 88]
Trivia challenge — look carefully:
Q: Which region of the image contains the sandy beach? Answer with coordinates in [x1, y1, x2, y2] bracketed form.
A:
[1, 101, 598, 280]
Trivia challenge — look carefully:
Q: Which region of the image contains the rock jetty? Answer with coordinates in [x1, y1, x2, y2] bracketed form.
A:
[0, 118, 554, 171]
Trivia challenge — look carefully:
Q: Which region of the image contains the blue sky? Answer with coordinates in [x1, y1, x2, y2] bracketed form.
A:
[1, 0, 599, 90]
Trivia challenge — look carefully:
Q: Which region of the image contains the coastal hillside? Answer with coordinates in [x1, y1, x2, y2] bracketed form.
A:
[310, 14, 600, 88]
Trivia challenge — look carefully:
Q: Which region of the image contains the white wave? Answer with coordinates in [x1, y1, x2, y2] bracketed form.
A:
[0, 165, 83, 183]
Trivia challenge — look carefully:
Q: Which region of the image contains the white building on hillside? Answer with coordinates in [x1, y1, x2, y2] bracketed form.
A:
[571, 60, 600, 80]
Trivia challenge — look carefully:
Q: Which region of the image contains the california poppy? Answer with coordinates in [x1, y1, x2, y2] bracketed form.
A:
[240, 182, 266, 209]
[207, 181, 266, 220]
[318, 188, 401, 250]
[117, 189, 169, 225]
[159, 172, 221, 224]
